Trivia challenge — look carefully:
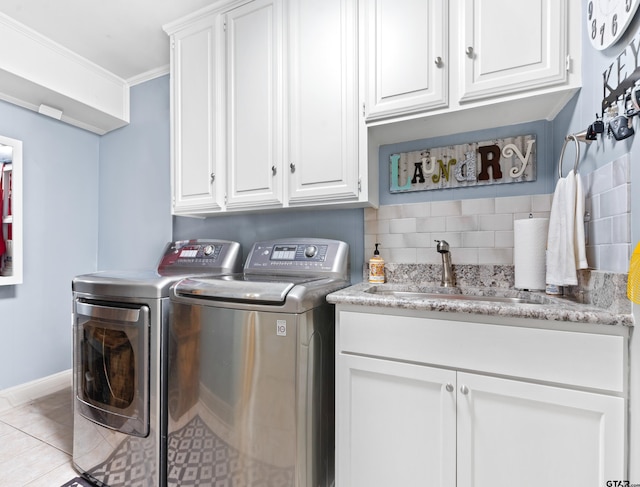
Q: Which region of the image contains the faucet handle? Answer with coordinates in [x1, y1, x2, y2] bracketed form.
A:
[434, 239, 450, 253]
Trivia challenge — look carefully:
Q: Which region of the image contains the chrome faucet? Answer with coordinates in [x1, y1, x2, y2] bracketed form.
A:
[435, 240, 455, 287]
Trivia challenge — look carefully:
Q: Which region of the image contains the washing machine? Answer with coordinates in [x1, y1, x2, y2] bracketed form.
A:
[167, 238, 350, 487]
[72, 239, 243, 487]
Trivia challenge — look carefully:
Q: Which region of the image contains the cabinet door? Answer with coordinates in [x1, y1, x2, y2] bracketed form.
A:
[287, 0, 361, 205]
[225, 0, 284, 210]
[336, 354, 456, 487]
[456, 372, 626, 487]
[170, 16, 221, 213]
[459, 0, 567, 102]
[364, 0, 448, 120]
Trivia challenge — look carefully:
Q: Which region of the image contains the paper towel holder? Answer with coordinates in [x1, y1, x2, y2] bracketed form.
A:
[558, 131, 591, 178]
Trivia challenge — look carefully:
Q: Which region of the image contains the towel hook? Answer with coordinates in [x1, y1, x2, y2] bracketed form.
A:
[558, 134, 580, 178]
[558, 128, 594, 178]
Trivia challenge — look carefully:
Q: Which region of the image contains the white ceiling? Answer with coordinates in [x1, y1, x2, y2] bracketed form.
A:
[0, 0, 216, 83]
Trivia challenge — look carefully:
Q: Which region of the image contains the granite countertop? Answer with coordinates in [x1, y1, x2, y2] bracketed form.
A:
[326, 264, 634, 327]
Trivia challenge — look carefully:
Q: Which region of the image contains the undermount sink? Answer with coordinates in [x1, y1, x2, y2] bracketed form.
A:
[364, 287, 546, 305]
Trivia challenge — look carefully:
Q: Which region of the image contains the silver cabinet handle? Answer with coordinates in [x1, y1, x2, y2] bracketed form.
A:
[272, 165, 277, 176]
[465, 46, 474, 58]
[434, 56, 443, 67]
[445, 383, 454, 392]
[460, 385, 470, 395]
[290, 163, 296, 173]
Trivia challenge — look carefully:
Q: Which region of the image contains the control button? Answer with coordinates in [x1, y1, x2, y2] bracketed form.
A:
[203, 245, 215, 256]
[304, 245, 317, 258]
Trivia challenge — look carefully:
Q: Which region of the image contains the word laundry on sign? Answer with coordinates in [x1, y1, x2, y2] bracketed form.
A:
[390, 135, 537, 193]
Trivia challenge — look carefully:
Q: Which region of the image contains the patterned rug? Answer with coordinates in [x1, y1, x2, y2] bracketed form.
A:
[69, 415, 294, 487]
[167, 415, 294, 487]
[81, 433, 156, 487]
[61, 477, 96, 487]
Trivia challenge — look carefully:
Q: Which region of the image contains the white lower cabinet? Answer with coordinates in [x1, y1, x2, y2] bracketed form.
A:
[338, 355, 456, 486]
[456, 372, 624, 487]
[336, 309, 627, 487]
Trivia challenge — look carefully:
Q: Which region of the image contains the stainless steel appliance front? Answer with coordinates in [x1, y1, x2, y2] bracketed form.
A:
[167, 238, 350, 487]
[73, 293, 166, 487]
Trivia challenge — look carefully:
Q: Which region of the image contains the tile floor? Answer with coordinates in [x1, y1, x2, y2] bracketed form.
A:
[0, 386, 78, 486]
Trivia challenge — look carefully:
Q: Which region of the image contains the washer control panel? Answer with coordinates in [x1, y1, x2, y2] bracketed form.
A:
[269, 244, 327, 262]
[245, 239, 349, 279]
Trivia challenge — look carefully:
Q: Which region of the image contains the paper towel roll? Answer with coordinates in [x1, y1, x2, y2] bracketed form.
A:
[514, 218, 549, 291]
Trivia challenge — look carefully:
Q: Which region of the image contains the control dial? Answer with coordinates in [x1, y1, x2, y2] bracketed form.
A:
[304, 245, 318, 258]
[203, 245, 215, 256]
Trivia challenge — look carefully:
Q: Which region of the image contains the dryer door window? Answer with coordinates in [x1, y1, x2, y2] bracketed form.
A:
[74, 300, 150, 437]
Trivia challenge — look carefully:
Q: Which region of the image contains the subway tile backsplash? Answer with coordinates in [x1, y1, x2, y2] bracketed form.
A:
[584, 154, 632, 272]
[365, 194, 551, 266]
[365, 154, 632, 273]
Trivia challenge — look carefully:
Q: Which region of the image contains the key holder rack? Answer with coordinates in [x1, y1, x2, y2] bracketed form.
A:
[598, 82, 640, 142]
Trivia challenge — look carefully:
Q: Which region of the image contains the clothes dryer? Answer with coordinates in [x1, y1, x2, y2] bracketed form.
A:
[72, 239, 242, 487]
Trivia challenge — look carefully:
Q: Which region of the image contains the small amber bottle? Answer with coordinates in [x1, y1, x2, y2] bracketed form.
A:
[368, 243, 385, 283]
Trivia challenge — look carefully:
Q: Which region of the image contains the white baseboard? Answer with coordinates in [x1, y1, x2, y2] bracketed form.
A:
[0, 369, 72, 413]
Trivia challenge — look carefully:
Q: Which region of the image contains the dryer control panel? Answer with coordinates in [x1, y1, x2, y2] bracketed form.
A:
[157, 239, 243, 275]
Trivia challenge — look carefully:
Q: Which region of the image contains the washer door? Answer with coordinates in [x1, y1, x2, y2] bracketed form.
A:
[74, 300, 150, 437]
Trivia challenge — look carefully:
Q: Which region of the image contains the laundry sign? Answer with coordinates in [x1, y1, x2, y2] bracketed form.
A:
[390, 134, 537, 193]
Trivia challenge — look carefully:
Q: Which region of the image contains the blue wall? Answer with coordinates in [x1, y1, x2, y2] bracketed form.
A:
[98, 77, 173, 270]
[0, 76, 172, 390]
[0, 100, 99, 389]
[173, 208, 365, 284]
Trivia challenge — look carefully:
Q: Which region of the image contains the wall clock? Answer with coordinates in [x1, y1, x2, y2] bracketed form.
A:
[588, 0, 640, 50]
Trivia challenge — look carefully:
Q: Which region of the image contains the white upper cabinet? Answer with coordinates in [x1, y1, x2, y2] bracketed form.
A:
[165, 0, 373, 216]
[364, 0, 581, 141]
[459, 0, 568, 102]
[168, 14, 222, 214]
[224, 0, 284, 210]
[287, 0, 363, 205]
[363, 0, 448, 121]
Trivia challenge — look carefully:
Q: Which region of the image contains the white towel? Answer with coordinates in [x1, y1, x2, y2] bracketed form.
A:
[574, 173, 588, 270]
[546, 170, 587, 286]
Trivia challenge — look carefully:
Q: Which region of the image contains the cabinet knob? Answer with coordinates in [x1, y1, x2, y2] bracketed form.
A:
[460, 385, 470, 395]
[445, 383, 454, 392]
[210, 173, 215, 182]
[272, 165, 277, 176]
[290, 163, 296, 173]
[434, 56, 443, 67]
[465, 46, 474, 58]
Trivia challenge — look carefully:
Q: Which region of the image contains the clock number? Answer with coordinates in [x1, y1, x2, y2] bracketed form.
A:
[612, 14, 618, 36]
[627, 0, 633, 12]
[588, 1, 593, 20]
[600, 22, 606, 45]
[592, 18, 598, 39]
